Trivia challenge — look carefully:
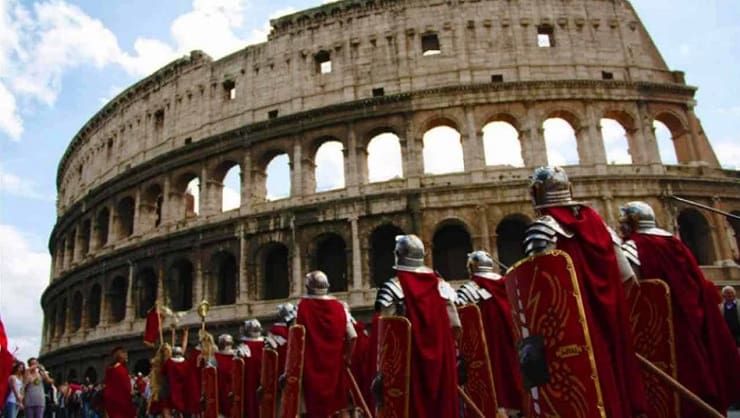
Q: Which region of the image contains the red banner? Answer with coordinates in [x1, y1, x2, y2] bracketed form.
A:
[143, 307, 161, 346]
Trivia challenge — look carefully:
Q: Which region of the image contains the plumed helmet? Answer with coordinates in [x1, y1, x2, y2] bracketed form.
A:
[217, 334, 234, 349]
[277, 302, 297, 323]
[619, 201, 657, 232]
[467, 251, 495, 275]
[394, 234, 426, 269]
[529, 166, 580, 210]
[305, 270, 330, 295]
[243, 319, 262, 338]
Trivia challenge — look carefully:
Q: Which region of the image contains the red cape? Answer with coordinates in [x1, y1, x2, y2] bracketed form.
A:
[631, 233, 740, 414]
[164, 358, 200, 414]
[364, 313, 381, 414]
[268, 324, 289, 373]
[242, 340, 263, 418]
[544, 207, 647, 417]
[472, 274, 524, 410]
[103, 363, 135, 418]
[213, 352, 234, 417]
[350, 320, 373, 414]
[396, 270, 459, 418]
[297, 297, 350, 418]
[0, 350, 12, 411]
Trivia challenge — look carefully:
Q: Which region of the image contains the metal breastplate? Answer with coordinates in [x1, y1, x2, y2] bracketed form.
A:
[376, 278, 406, 316]
[621, 239, 640, 266]
[523, 215, 574, 257]
[456, 280, 495, 306]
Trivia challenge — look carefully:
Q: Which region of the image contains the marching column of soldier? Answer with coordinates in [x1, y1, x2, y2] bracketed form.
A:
[99, 166, 740, 418]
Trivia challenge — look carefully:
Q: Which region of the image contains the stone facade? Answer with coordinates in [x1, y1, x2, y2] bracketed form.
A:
[41, 0, 740, 383]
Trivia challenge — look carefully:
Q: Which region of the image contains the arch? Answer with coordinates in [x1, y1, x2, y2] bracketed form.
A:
[219, 163, 242, 212]
[71, 291, 83, 331]
[731, 211, 740, 262]
[482, 121, 523, 167]
[136, 267, 158, 318]
[432, 221, 473, 281]
[66, 229, 76, 263]
[87, 284, 101, 328]
[314, 234, 348, 292]
[423, 125, 464, 174]
[80, 219, 91, 256]
[109, 276, 128, 323]
[67, 369, 78, 384]
[167, 258, 194, 311]
[84, 367, 98, 384]
[265, 153, 291, 200]
[210, 251, 238, 306]
[47, 307, 56, 339]
[653, 120, 678, 165]
[600, 118, 632, 164]
[369, 224, 405, 286]
[141, 183, 164, 229]
[116, 196, 135, 238]
[543, 117, 579, 166]
[367, 132, 403, 182]
[133, 359, 151, 376]
[58, 298, 67, 336]
[678, 208, 715, 265]
[95, 207, 110, 248]
[496, 214, 530, 269]
[263, 243, 290, 300]
[315, 140, 345, 192]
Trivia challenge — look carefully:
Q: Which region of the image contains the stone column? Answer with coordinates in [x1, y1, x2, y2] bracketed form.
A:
[402, 117, 422, 187]
[290, 141, 304, 198]
[523, 106, 547, 167]
[157, 263, 165, 307]
[194, 250, 204, 304]
[238, 224, 248, 303]
[107, 201, 117, 245]
[711, 197, 736, 265]
[99, 281, 110, 327]
[291, 237, 302, 298]
[463, 106, 485, 174]
[125, 261, 136, 321]
[241, 150, 253, 211]
[162, 175, 175, 223]
[635, 101, 664, 172]
[349, 216, 362, 290]
[132, 188, 142, 236]
[585, 104, 607, 173]
[200, 164, 214, 216]
[478, 205, 491, 252]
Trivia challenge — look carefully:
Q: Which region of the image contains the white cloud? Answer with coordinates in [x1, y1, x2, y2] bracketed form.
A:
[0, 82, 23, 140]
[0, 224, 51, 363]
[0, 165, 54, 200]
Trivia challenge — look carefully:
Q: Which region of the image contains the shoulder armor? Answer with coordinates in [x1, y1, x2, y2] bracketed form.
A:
[524, 216, 573, 256]
[606, 226, 623, 246]
[438, 280, 456, 302]
[376, 277, 404, 308]
[621, 240, 641, 266]
[456, 281, 481, 305]
[236, 344, 252, 358]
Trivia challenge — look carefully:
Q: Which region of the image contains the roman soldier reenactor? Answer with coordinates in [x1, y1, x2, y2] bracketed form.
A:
[266, 303, 296, 373]
[619, 201, 740, 415]
[103, 346, 136, 418]
[375, 234, 460, 418]
[214, 334, 236, 418]
[237, 319, 264, 418]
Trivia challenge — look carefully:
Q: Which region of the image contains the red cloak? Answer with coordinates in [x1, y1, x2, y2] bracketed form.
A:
[268, 324, 289, 373]
[396, 270, 459, 418]
[242, 340, 264, 418]
[103, 363, 136, 418]
[544, 206, 647, 417]
[472, 274, 524, 410]
[350, 320, 373, 413]
[296, 297, 350, 418]
[164, 358, 200, 414]
[213, 352, 235, 417]
[0, 318, 13, 411]
[630, 232, 740, 414]
[363, 313, 381, 414]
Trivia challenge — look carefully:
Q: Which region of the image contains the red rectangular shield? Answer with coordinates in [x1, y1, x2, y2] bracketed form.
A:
[279, 325, 306, 418]
[457, 304, 499, 416]
[202, 365, 219, 418]
[376, 316, 412, 418]
[505, 250, 605, 418]
[627, 279, 680, 418]
[260, 348, 279, 418]
[231, 357, 245, 418]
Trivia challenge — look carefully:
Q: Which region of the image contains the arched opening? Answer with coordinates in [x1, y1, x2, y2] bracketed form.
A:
[109, 276, 128, 323]
[80, 219, 91, 256]
[142, 184, 164, 229]
[66, 229, 76, 264]
[84, 367, 98, 384]
[315, 140, 345, 192]
[211, 251, 238, 306]
[57, 239, 65, 270]
[185, 177, 200, 217]
[67, 369, 78, 384]
[432, 222, 473, 281]
[654, 120, 678, 165]
[47, 308, 56, 339]
[116, 196, 135, 238]
[58, 298, 67, 335]
[263, 243, 289, 300]
[221, 164, 242, 212]
[731, 211, 740, 263]
[167, 259, 194, 311]
[678, 208, 715, 265]
[543, 117, 579, 166]
[600, 118, 632, 164]
[423, 125, 464, 174]
[95, 207, 110, 248]
[367, 133, 403, 182]
[314, 234, 348, 292]
[88, 284, 102, 328]
[71, 292, 83, 331]
[496, 214, 530, 269]
[482, 121, 523, 167]
[136, 267, 158, 318]
[133, 359, 151, 376]
[266, 154, 291, 200]
[370, 224, 405, 286]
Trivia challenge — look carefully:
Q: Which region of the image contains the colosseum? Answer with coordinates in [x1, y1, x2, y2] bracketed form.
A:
[40, 0, 740, 382]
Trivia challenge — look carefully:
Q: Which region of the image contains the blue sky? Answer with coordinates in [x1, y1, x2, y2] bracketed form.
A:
[0, 0, 738, 362]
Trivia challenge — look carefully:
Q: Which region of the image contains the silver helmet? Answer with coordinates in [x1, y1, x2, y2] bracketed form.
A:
[277, 302, 297, 323]
[529, 166, 582, 210]
[618, 201, 671, 236]
[217, 334, 234, 350]
[172, 346, 184, 358]
[305, 270, 330, 295]
[467, 251, 495, 276]
[243, 319, 262, 338]
[393, 234, 432, 272]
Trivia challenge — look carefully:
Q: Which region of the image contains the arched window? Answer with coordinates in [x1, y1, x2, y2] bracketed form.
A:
[266, 154, 290, 200]
[654, 120, 678, 165]
[109, 276, 127, 323]
[731, 211, 740, 263]
[367, 133, 403, 182]
[80, 220, 91, 256]
[263, 243, 290, 300]
[315, 141, 345, 192]
[116, 197, 135, 238]
[678, 209, 715, 265]
[496, 215, 530, 268]
[482, 121, 523, 167]
[543, 118, 579, 166]
[211, 252, 238, 306]
[314, 234, 348, 292]
[47, 308, 56, 339]
[185, 178, 200, 217]
[432, 223, 473, 280]
[423, 126, 464, 174]
[71, 292, 83, 331]
[58, 298, 67, 335]
[95, 208, 110, 248]
[221, 164, 242, 212]
[136, 268, 158, 318]
[167, 259, 194, 311]
[370, 224, 405, 286]
[88, 284, 102, 328]
[600, 118, 632, 164]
